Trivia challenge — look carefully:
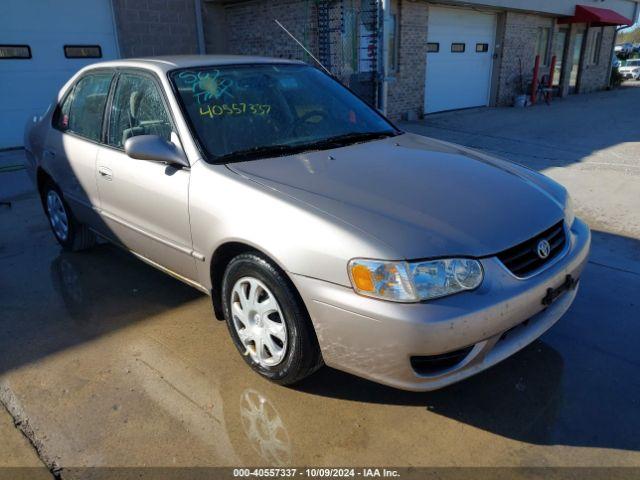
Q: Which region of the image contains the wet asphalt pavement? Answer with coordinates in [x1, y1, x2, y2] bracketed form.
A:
[1, 86, 640, 473]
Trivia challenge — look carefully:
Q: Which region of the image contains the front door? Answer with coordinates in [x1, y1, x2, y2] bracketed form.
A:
[96, 71, 196, 281]
[569, 26, 586, 93]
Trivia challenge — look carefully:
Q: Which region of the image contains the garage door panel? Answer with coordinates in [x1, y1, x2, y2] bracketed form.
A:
[0, 0, 118, 148]
[425, 7, 496, 114]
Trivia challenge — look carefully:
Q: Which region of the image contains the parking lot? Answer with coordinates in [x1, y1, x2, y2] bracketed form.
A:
[1, 84, 639, 477]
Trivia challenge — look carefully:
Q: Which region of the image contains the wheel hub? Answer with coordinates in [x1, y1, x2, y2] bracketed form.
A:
[46, 190, 69, 241]
[230, 277, 288, 367]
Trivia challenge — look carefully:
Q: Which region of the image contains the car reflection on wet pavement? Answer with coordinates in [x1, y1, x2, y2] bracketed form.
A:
[1, 194, 639, 469]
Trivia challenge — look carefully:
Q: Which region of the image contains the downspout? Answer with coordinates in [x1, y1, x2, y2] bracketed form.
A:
[194, 0, 206, 54]
[379, 0, 391, 115]
[109, 0, 122, 58]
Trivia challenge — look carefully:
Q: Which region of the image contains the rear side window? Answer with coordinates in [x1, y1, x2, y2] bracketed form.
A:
[55, 92, 74, 131]
[61, 72, 113, 141]
[107, 73, 172, 149]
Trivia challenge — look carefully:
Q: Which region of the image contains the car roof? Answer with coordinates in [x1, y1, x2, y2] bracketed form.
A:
[80, 55, 305, 76]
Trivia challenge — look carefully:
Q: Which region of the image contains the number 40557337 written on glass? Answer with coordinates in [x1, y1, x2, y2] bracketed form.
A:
[199, 103, 271, 117]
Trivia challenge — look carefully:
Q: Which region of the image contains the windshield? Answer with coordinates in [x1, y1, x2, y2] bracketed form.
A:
[170, 64, 398, 162]
[626, 60, 640, 67]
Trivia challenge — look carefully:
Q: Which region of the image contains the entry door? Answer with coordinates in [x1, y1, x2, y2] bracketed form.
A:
[425, 7, 497, 114]
[96, 72, 197, 281]
[570, 27, 586, 93]
[553, 27, 569, 87]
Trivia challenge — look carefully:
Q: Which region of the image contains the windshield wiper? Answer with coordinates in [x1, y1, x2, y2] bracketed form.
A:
[217, 130, 398, 163]
[301, 131, 398, 150]
[217, 144, 311, 163]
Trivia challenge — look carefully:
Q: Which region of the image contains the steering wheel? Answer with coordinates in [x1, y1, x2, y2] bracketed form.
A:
[299, 110, 327, 123]
[286, 110, 328, 136]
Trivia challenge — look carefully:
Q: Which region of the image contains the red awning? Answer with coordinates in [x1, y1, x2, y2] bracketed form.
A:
[558, 5, 633, 26]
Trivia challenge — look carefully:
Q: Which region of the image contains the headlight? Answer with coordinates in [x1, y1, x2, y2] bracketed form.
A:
[348, 259, 416, 302]
[409, 258, 484, 300]
[564, 195, 575, 227]
[348, 258, 483, 302]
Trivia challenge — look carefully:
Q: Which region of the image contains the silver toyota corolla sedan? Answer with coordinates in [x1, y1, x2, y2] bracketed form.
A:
[24, 56, 590, 391]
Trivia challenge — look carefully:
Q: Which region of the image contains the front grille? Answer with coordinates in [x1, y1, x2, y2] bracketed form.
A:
[497, 221, 566, 277]
[411, 346, 474, 376]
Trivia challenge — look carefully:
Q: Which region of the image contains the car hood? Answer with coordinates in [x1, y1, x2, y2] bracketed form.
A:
[228, 133, 565, 259]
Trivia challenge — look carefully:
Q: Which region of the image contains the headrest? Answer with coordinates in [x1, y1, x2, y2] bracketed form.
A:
[129, 91, 143, 119]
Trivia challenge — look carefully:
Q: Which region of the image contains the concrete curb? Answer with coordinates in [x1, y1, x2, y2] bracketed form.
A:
[0, 381, 59, 479]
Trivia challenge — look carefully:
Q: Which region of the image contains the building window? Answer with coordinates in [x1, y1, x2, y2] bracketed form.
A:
[387, 13, 399, 72]
[427, 43, 440, 53]
[451, 43, 465, 53]
[0, 45, 31, 59]
[64, 45, 102, 59]
[476, 43, 489, 53]
[357, 12, 376, 73]
[590, 29, 603, 65]
[536, 27, 551, 64]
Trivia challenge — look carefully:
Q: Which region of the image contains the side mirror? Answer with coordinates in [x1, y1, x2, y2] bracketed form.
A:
[124, 135, 189, 168]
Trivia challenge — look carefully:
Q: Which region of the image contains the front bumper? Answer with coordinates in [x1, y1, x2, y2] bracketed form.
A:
[292, 218, 591, 391]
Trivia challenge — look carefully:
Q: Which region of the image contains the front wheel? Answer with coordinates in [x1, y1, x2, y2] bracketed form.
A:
[222, 253, 323, 385]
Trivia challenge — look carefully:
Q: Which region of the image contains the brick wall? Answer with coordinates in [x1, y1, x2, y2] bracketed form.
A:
[113, 0, 199, 57]
[386, 0, 428, 120]
[495, 12, 555, 106]
[202, 2, 227, 54]
[222, 0, 381, 105]
[578, 26, 616, 93]
[224, 0, 318, 61]
[205, 0, 617, 117]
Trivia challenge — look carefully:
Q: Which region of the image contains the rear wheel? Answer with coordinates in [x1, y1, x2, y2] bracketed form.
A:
[222, 253, 323, 385]
[42, 181, 96, 251]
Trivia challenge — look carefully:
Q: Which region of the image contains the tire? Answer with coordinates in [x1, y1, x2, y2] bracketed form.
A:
[222, 252, 323, 385]
[42, 181, 96, 252]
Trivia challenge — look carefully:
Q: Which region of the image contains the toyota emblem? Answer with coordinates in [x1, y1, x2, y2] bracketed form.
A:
[537, 239, 551, 259]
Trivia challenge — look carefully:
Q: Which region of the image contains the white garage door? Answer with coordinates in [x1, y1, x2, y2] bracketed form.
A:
[0, 1, 119, 148]
[424, 7, 496, 114]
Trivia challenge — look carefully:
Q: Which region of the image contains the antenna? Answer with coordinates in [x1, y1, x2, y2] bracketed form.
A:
[274, 19, 333, 76]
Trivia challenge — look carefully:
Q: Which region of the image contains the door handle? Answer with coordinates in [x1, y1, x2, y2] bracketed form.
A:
[98, 166, 113, 181]
[43, 150, 56, 158]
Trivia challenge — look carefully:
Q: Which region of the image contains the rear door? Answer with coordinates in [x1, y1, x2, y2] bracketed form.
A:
[425, 7, 497, 114]
[44, 70, 114, 228]
[96, 71, 196, 281]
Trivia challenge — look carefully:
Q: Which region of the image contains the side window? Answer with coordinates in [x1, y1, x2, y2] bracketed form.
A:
[107, 73, 172, 149]
[55, 90, 75, 131]
[67, 72, 113, 141]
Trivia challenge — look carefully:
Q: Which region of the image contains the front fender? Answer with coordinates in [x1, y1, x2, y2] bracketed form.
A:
[188, 161, 398, 290]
